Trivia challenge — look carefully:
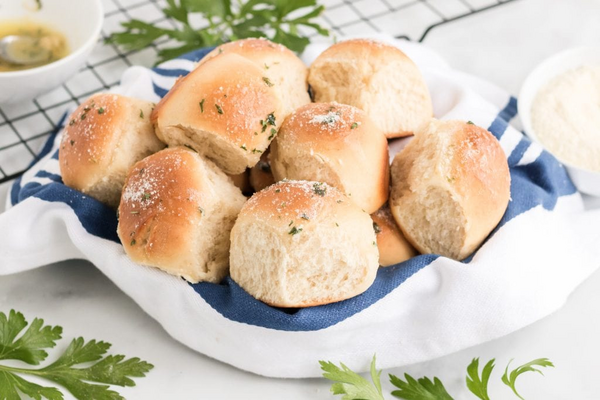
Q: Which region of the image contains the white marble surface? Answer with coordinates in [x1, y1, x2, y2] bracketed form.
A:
[2, 0, 600, 398]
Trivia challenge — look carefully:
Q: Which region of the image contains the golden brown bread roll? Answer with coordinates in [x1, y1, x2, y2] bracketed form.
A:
[371, 205, 417, 266]
[249, 151, 275, 192]
[308, 39, 432, 138]
[59, 93, 165, 208]
[390, 120, 510, 260]
[117, 147, 246, 283]
[199, 38, 310, 119]
[270, 102, 389, 213]
[230, 180, 379, 307]
[151, 52, 285, 174]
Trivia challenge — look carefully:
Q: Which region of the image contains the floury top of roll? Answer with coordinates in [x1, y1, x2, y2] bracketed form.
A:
[58, 37, 511, 309]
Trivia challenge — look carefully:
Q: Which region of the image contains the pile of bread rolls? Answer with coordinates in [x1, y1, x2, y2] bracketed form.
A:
[59, 38, 510, 308]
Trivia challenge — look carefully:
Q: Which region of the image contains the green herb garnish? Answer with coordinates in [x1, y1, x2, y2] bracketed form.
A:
[198, 207, 205, 215]
[0, 310, 153, 400]
[268, 128, 277, 141]
[320, 355, 385, 400]
[106, 0, 329, 64]
[240, 144, 247, 151]
[502, 358, 554, 400]
[98, 107, 105, 114]
[131, 210, 139, 215]
[142, 193, 151, 201]
[130, 239, 137, 246]
[69, 119, 75, 126]
[139, 109, 144, 118]
[300, 213, 309, 220]
[252, 148, 263, 154]
[199, 99, 205, 113]
[351, 122, 358, 129]
[373, 222, 381, 234]
[288, 226, 302, 235]
[266, 112, 276, 126]
[215, 104, 223, 114]
[70, 140, 75, 146]
[313, 182, 326, 196]
[275, 188, 281, 193]
[263, 77, 274, 87]
[467, 120, 475, 125]
[321, 355, 555, 400]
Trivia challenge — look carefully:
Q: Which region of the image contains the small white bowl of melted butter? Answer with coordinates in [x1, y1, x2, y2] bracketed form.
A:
[519, 47, 600, 197]
[0, 0, 103, 104]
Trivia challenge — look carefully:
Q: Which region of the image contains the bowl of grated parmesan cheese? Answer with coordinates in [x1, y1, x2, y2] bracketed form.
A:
[519, 47, 600, 196]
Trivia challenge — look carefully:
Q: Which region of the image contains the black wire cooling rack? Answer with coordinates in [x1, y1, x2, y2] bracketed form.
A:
[0, 0, 518, 184]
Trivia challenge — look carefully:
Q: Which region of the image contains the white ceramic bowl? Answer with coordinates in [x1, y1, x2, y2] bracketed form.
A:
[519, 47, 600, 197]
[0, 0, 103, 104]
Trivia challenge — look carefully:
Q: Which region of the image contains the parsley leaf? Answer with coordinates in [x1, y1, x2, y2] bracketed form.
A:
[0, 310, 62, 365]
[501, 358, 554, 400]
[0, 371, 63, 400]
[0, 310, 153, 400]
[320, 355, 385, 400]
[466, 358, 494, 400]
[108, 0, 329, 64]
[389, 373, 454, 400]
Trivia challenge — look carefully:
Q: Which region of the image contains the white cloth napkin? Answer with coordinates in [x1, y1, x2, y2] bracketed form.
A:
[2, 35, 600, 378]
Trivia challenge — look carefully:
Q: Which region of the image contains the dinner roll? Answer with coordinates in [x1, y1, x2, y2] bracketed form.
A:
[59, 93, 164, 208]
[249, 151, 275, 192]
[390, 120, 510, 260]
[117, 147, 246, 283]
[151, 52, 285, 174]
[199, 38, 310, 118]
[230, 181, 379, 307]
[371, 205, 417, 266]
[308, 39, 432, 138]
[270, 102, 389, 213]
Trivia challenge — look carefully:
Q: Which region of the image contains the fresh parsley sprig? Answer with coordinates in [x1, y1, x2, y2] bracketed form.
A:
[501, 358, 554, 400]
[389, 373, 453, 400]
[319, 356, 385, 400]
[321, 354, 555, 400]
[466, 358, 495, 400]
[107, 0, 329, 64]
[0, 310, 153, 400]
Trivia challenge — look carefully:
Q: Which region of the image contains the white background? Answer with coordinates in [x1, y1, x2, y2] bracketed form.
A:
[2, 0, 600, 398]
